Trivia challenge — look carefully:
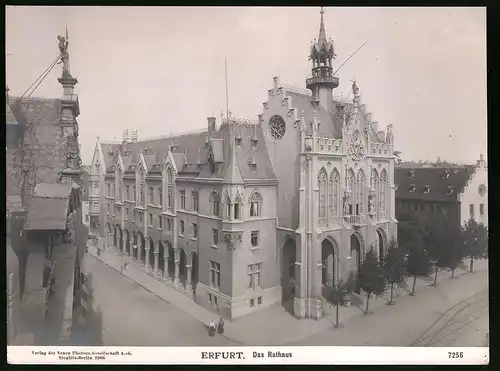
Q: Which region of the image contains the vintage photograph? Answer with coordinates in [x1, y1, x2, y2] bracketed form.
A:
[6, 6, 488, 353]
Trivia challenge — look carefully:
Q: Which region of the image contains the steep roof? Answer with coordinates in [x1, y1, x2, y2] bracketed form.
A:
[395, 166, 476, 203]
[6, 97, 71, 207]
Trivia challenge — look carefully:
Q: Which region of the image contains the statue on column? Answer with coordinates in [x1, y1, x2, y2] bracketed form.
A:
[57, 35, 71, 77]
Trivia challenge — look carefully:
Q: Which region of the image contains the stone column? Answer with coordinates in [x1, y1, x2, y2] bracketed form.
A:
[174, 250, 180, 288]
[154, 250, 159, 272]
[145, 247, 150, 268]
[122, 235, 127, 254]
[185, 264, 192, 292]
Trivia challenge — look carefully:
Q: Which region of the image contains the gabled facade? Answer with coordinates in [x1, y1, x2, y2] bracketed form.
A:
[96, 8, 397, 320]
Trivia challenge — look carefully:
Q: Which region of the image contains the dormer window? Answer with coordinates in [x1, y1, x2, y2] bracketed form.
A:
[409, 184, 416, 192]
[423, 185, 431, 193]
[442, 170, 450, 179]
[408, 170, 415, 178]
[446, 186, 455, 195]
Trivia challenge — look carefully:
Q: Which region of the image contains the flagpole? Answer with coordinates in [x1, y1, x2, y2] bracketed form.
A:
[225, 57, 229, 121]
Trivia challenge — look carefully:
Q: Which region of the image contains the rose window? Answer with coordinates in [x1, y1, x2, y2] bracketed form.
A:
[269, 115, 286, 140]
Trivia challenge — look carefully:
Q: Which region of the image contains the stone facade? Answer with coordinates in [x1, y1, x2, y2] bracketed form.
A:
[93, 9, 398, 320]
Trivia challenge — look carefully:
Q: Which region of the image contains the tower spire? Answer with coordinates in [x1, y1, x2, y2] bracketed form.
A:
[319, 7, 326, 41]
[306, 7, 339, 113]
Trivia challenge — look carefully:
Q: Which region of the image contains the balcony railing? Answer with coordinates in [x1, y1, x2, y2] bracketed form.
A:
[344, 214, 366, 226]
[306, 75, 339, 89]
[316, 137, 343, 154]
[370, 142, 391, 156]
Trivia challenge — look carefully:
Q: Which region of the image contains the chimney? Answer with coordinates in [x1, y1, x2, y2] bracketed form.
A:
[207, 117, 216, 133]
[131, 130, 138, 143]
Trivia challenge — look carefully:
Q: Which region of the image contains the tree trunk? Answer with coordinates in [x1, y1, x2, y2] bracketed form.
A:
[470, 257, 474, 273]
[411, 275, 417, 296]
[365, 293, 371, 314]
[433, 266, 438, 286]
[335, 304, 339, 328]
[389, 282, 394, 303]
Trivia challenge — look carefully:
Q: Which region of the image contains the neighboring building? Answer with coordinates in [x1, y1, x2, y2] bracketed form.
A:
[81, 165, 91, 227]
[395, 154, 488, 232]
[6, 33, 96, 345]
[88, 140, 122, 235]
[92, 8, 398, 320]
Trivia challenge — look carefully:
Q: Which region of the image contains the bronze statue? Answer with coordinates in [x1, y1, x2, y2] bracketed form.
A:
[57, 35, 70, 76]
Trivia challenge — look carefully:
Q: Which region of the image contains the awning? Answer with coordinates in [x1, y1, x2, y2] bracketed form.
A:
[23, 197, 69, 231]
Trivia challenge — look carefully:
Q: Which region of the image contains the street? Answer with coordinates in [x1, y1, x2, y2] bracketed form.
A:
[84, 249, 488, 347]
[83, 254, 237, 346]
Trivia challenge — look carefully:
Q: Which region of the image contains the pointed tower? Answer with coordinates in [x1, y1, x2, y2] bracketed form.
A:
[306, 7, 339, 113]
[57, 28, 82, 184]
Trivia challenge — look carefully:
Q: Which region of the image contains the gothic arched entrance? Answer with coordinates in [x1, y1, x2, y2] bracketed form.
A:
[132, 232, 138, 259]
[179, 249, 187, 288]
[321, 237, 338, 297]
[281, 236, 297, 313]
[113, 225, 117, 249]
[158, 241, 165, 276]
[377, 229, 385, 263]
[148, 238, 155, 270]
[167, 243, 175, 282]
[124, 230, 130, 256]
[191, 252, 199, 294]
[139, 233, 146, 265]
[117, 227, 123, 252]
[350, 233, 362, 294]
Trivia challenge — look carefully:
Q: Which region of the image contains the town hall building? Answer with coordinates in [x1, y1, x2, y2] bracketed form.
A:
[90, 8, 398, 320]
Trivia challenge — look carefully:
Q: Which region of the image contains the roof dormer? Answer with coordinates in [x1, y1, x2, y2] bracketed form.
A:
[408, 170, 415, 178]
[423, 185, 431, 194]
[409, 184, 416, 192]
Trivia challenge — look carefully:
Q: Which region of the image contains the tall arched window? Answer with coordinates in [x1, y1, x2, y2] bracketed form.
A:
[357, 170, 365, 215]
[370, 169, 379, 217]
[329, 169, 340, 219]
[210, 191, 221, 216]
[318, 168, 327, 222]
[347, 169, 355, 215]
[224, 192, 232, 220]
[116, 168, 122, 202]
[167, 168, 173, 210]
[380, 169, 388, 218]
[249, 192, 262, 217]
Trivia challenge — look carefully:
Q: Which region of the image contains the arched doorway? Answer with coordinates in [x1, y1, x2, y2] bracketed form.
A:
[132, 232, 138, 259]
[191, 252, 199, 294]
[148, 238, 155, 270]
[118, 227, 123, 252]
[158, 241, 165, 276]
[124, 230, 130, 256]
[321, 237, 338, 297]
[167, 243, 175, 281]
[139, 233, 146, 265]
[107, 223, 112, 247]
[350, 233, 362, 294]
[179, 249, 187, 288]
[377, 229, 385, 263]
[281, 236, 297, 313]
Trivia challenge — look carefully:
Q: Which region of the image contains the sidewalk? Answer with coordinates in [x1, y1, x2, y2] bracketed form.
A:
[86, 243, 488, 345]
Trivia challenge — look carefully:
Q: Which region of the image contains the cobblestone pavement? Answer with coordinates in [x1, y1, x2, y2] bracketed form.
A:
[86, 243, 488, 346]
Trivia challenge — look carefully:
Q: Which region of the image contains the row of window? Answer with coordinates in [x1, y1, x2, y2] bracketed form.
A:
[209, 261, 261, 290]
[106, 182, 264, 220]
[318, 168, 388, 221]
[107, 206, 262, 247]
[470, 203, 485, 218]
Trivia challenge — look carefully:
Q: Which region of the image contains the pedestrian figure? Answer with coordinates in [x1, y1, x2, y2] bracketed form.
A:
[395, 283, 402, 297]
[97, 247, 101, 256]
[208, 321, 216, 337]
[217, 317, 224, 334]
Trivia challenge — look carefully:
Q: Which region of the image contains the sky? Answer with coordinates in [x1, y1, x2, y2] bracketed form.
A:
[6, 6, 487, 165]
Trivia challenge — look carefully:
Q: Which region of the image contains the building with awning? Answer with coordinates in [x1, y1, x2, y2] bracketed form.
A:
[24, 183, 81, 232]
